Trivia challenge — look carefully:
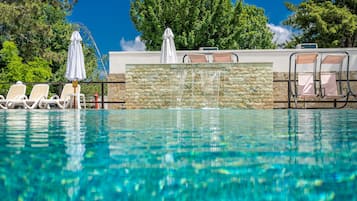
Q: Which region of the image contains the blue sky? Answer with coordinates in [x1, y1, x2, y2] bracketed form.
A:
[68, 0, 302, 54]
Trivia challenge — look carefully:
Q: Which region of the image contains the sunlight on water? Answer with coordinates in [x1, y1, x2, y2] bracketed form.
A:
[0, 109, 356, 200]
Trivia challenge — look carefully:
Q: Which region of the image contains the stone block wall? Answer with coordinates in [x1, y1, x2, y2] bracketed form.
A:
[220, 63, 273, 109]
[107, 66, 357, 109]
[122, 63, 273, 109]
[107, 74, 125, 109]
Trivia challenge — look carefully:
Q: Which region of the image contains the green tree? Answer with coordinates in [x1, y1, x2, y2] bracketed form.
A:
[339, 0, 357, 12]
[0, 0, 78, 12]
[0, 0, 99, 84]
[284, 0, 357, 47]
[0, 1, 71, 65]
[0, 41, 52, 92]
[0, 0, 103, 101]
[130, 0, 275, 50]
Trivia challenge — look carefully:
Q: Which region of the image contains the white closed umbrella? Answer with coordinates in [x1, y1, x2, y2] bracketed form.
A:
[65, 111, 85, 171]
[160, 27, 178, 64]
[64, 110, 85, 196]
[65, 31, 86, 109]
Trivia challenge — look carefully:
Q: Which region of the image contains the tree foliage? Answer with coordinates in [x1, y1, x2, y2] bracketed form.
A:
[0, 41, 52, 92]
[0, 1, 71, 66]
[130, 0, 275, 50]
[284, 0, 357, 48]
[0, 0, 99, 86]
[0, 0, 78, 11]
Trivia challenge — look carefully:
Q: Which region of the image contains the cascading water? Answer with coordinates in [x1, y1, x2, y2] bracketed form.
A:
[171, 66, 222, 109]
[200, 70, 221, 109]
[173, 69, 188, 108]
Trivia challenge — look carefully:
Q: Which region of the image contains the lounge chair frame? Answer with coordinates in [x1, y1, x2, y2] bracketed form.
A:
[318, 54, 347, 99]
[288, 51, 352, 109]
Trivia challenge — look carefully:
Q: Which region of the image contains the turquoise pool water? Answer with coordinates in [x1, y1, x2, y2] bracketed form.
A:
[0, 109, 356, 200]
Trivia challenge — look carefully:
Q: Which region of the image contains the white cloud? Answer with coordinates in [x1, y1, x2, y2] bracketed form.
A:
[120, 36, 146, 51]
[268, 24, 292, 45]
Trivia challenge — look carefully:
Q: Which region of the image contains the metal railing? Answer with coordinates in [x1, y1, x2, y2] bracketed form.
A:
[2, 79, 356, 109]
[79, 81, 125, 109]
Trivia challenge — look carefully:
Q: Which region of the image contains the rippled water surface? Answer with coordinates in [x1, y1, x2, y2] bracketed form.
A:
[0, 109, 356, 200]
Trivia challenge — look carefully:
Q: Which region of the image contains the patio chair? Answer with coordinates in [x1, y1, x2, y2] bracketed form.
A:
[295, 53, 319, 97]
[20, 84, 49, 109]
[291, 53, 318, 99]
[0, 82, 26, 109]
[39, 83, 86, 109]
[212, 52, 239, 63]
[187, 54, 208, 63]
[319, 54, 346, 99]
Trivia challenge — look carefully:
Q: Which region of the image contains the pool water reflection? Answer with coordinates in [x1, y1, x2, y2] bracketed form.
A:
[0, 109, 356, 200]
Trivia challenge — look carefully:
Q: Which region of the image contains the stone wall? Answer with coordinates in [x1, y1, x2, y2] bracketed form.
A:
[107, 74, 125, 109]
[108, 70, 357, 109]
[219, 63, 273, 109]
[120, 63, 273, 109]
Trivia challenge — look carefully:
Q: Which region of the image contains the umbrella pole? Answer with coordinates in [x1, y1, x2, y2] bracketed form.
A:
[72, 80, 78, 109]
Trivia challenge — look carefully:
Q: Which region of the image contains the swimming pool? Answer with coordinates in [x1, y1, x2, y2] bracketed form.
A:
[0, 109, 356, 200]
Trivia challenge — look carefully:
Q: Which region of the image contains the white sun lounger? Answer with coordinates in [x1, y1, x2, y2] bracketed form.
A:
[21, 84, 50, 109]
[0, 82, 27, 109]
[39, 83, 86, 109]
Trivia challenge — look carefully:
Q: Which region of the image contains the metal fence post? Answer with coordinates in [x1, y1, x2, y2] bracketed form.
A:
[101, 81, 104, 109]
